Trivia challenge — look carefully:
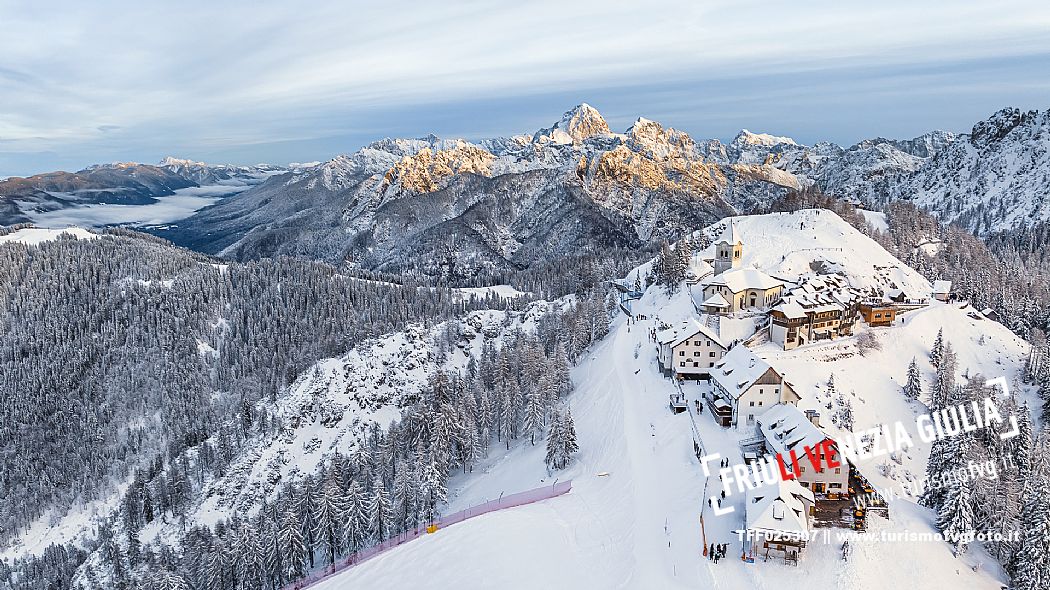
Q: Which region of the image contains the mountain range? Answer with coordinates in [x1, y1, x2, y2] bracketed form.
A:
[2, 104, 1047, 277]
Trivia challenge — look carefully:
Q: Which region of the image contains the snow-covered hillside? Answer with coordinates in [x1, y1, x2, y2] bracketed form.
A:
[901, 108, 1050, 235]
[131, 301, 569, 548]
[311, 212, 1032, 590]
[694, 210, 931, 296]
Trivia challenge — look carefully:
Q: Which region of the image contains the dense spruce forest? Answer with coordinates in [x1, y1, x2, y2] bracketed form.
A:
[0, 227, 624, 590]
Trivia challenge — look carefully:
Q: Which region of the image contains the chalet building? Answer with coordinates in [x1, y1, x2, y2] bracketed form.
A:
[932, 280, 952, 302]
[756, 404, 849, 496]
[859, 302, 897, 327]
[656, 321, 728, 379]
[708, 346, 800, 430]
[745, 478, 814, 564]
[768, 274, 862, 350]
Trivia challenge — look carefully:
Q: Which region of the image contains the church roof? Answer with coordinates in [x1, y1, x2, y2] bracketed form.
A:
[707, 268, 783, 293]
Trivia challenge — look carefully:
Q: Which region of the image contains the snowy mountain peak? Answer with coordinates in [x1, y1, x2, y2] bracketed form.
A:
[969, 106, 1037, 146]
[732, 129, 799, 148]
[625, 116, 695, 160]
[533, 103, 611, 144]
[159, 156, 207, 168]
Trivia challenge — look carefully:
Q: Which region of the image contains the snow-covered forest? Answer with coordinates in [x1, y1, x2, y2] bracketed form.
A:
[0, 229, 616, 590]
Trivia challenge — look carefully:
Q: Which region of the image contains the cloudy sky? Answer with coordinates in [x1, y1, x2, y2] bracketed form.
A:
[2, 0, 1048, 176]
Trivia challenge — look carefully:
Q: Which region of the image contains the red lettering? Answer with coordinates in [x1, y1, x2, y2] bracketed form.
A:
[777, 451, 800, 480]
[804, 444, 823, 471]
[823, 440, 841, 468]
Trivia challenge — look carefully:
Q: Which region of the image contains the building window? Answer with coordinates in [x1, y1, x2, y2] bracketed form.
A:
[709, 351, 716, 357]
[835, 468, 841, 474]
[680, 362, 685, 367]
[679, 351, 684, 356]
[694, 340, 701, 346]
[749, 401, 755, 406]
[758, 401, 763, 406]
[693, 351, 701, 357]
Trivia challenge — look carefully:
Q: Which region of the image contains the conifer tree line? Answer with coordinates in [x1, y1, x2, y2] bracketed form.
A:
[916, 333, 1049, 588]
[0, 229, 606, 589]
[650, 238, 694, 290]
[39, 297, 594, 590]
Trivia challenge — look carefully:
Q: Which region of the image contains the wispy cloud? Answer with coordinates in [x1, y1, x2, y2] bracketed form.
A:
[1, 0, 1048, 175]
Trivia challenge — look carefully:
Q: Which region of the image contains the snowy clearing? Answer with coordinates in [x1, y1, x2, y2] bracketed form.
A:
[0, 226, 97, 245]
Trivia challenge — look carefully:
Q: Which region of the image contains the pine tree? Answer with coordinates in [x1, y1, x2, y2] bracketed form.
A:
[836, 395, 855, 431]
[932, 342, 957, 409]
[392, 463, 417, 533]
[937, 479, 976, 555]
[1014, 402, 1033, 481]
[498, 390, 513, 449]
[342, 480, 368, 554]
[206, 546, 225, 590]
[313, 477, 345, 570]
[904, 357, 923, 401]
[524, 387, 543, 445]
[1012, 437, 1050, 590]
[545, 409, 564, 471]
[368, 479, 395, 543]
[930, 328, 944, 368]
[236, 522, 265, 590]
[278, 508, 307, 582]
[561, 408, 579, 466]
[150, 570, 191, 590]
[936, 433, 978, 555]
[418, 455, 447, 524]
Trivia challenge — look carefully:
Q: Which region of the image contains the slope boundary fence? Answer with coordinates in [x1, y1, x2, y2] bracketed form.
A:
[287, 480, 573, 589]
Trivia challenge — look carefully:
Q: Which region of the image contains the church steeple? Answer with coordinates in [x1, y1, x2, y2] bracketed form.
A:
[713, 220, 743, 275]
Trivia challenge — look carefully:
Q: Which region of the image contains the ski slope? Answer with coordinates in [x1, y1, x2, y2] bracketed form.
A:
[311, 308, 1018, 589]
[312, 211, 1027, 589]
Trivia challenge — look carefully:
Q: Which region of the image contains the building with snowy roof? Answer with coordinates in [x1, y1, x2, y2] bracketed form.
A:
[699, 221, 784, 313]
[768, 274, 863, 349]
[745, 478, 815, 562]
[932, 280, 952, 302]
[656, 319, 727, 379]
[701, 268, 784, 313]
[756, 404, 849, 496]
[707, 345, 800, 430]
